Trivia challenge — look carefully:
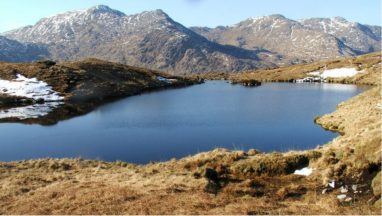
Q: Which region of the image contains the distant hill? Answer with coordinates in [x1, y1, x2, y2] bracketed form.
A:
[0, 36, 48, 62]
[191, 15, 381, 65]
[2, 5, 274, 74]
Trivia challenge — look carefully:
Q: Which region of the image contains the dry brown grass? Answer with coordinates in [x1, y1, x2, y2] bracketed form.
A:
[0, 140, 380, 214]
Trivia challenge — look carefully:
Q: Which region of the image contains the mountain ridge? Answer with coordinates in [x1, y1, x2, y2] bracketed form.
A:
[1, 5, 380, 73]
[3, 5, 276, 73]
[190, 14, 381, 64]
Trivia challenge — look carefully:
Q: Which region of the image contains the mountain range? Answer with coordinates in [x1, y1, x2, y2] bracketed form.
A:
[1, 5, 380, 74]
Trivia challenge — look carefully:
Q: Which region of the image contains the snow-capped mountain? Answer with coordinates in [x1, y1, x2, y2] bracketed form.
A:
[3, 5, 275, 73]
[1, 5, 381, 72]
[300, 17, 381, 54]
[0, 36, 48, 62]
[191, 15, 381, 64]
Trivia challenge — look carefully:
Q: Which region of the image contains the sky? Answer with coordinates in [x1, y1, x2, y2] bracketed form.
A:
[0, 0, 381, 33]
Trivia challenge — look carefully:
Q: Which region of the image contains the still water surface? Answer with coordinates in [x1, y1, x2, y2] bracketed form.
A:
[0, 82, 366, 163]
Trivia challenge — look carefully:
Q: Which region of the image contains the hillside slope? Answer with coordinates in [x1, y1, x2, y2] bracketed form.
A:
[0, 36, 48, 62]
[191, 16, 381, 65]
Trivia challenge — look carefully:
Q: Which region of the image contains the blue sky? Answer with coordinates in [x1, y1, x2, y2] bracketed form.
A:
[0, 0, 380, 33]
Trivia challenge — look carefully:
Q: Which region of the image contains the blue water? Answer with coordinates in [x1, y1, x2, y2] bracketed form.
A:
[0, 81, 366, 163]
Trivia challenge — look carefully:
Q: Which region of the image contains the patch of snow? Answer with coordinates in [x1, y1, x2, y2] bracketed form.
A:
[340, 186, 348, 193]
[351, 185, 358, 192]
[304, 68, 360, 81]
[0, 102, 63, 120]
[156, 76, 177, 83]
[294, 167, 313, 176]
[337, 194, 347, 200]
[0, 74, 64, 101]
[320, 68, 360, 79]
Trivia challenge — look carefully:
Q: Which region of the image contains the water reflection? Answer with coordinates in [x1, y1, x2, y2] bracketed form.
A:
[0, 102, 63, 120]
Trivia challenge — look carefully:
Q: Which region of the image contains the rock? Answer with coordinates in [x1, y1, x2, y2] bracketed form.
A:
[344, 197, 353, 202]
[322, 188, 330, 194]
[371, 171, 381, 197]
[351, 184, 358, 192]
[239, 80, 261, 87]
[328, 180, 336, 188]
[340, 186, 348, 193]
[337, 194, 347, 201]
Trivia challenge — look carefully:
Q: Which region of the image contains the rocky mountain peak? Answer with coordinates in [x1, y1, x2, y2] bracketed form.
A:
[132, 9, 173, 24]
[237, 14, 297, 29]
[267, 14, 287, 19]
[332, 16, 349, 23]
[150, 9, 169, 18]
[86, 4, 126, 16]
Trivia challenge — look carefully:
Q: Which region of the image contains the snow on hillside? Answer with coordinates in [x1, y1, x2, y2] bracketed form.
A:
[308, 68, 361, 79]
[294, 167, 313, 176]
[0, 74, 64, 101]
